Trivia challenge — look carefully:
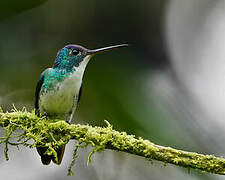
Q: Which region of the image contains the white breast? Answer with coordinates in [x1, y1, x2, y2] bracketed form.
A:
[39, 55, 91, 119]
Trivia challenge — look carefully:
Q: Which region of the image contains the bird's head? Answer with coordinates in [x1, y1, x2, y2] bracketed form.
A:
[53, 44, 128, 70]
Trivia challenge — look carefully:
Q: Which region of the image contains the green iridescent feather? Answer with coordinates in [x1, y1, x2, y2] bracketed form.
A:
[40, 47, 85, 93]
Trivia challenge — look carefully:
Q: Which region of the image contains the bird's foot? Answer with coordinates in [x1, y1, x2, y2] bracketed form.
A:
[66, 120, 71, 125]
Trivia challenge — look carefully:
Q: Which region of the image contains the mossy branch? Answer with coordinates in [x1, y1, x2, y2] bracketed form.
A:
[0, 107, 225, 175]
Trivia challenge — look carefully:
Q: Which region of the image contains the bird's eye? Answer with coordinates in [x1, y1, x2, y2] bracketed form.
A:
[70, 49, 79, 56]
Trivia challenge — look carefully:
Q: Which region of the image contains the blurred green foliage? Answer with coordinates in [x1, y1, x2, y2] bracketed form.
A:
[0, 0, 165, 137]
[0, 0, 47, 20]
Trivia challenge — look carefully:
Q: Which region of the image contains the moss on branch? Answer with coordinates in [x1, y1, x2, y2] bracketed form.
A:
[0, 107, 225, 176]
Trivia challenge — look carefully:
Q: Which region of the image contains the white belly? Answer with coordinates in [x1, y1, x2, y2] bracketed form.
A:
[39, 55, 91, 120]
[39, 73, 82, 118]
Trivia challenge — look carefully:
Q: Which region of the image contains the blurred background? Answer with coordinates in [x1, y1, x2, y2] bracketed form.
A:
[0, 0, 225, 179]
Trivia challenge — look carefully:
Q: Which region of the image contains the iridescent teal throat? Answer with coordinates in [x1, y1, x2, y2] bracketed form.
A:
[40, 47, 85, 94]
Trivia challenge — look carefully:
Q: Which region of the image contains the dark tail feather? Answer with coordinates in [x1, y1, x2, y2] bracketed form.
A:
[37, 147, 52, 165]
[37, 145, 66, 165]
[52, 145, 66, 165]
[40, 154, 52, 165]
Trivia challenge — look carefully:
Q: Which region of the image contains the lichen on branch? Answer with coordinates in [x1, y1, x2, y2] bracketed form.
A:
[0, 107, 225, 176]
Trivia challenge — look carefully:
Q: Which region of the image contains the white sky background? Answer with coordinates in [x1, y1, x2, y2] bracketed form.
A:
[149, 0, 225, 179]
[163, 0, 225, 154]
[166, 0, 225, 123]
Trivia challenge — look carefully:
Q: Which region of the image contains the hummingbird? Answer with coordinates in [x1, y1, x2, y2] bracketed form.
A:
[35, 43, 128, 165]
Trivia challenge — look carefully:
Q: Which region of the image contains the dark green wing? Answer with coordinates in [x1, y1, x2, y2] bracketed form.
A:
[77, 84, 82, 103]
[35, 71, 45, 116]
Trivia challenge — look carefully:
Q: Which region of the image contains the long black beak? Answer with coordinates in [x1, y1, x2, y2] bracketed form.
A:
[87, 44, 128, 55]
